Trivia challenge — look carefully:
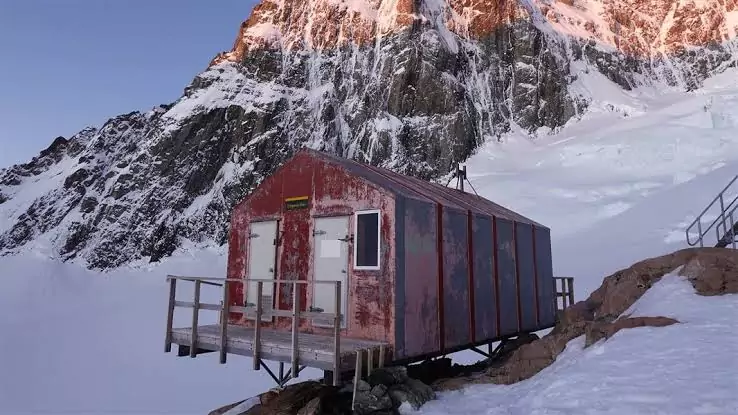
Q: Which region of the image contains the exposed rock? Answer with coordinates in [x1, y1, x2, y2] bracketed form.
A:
[367, 366, 409, 387]
[387, 378, 435, 410]
[296, 397, 321, 415]
[680, 248, 738, 295]
[353, 384, 394, 415]
[237, 382, 335, 415]
[208, 399, 247, 415]
[585, 316, 679, 347]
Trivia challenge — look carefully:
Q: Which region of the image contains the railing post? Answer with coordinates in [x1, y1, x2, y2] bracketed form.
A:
[352, 349, 363, 411]
[219, 280, 229, 364]
[567, 277, 574, 306]
[720, 194, 728, 237]
[253, 281, 263, 370]
[190, 279, 201, 358]
[291, 282, 300, 379]
[378, 344, 385, 368]
[730, 213, 737, 249]
[697, 221, 704, 247]
[165, 277, 177, 353]
[333, 281, 342, 386]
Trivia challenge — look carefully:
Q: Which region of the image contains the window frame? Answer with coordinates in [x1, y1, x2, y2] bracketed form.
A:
[353, 209, 381, 270]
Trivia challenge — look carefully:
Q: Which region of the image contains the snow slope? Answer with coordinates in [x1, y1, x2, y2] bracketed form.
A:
[414, 273, 738, 415]
[2, 71, 738, 414]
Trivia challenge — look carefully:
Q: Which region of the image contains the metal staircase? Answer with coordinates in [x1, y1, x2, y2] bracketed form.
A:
[686, 175, 738, 249]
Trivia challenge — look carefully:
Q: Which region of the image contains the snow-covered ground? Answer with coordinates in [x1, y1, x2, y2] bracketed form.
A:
[415, 273, 738, 415]
[2, 70, 738, 414]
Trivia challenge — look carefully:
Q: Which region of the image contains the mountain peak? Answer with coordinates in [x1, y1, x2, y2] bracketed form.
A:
[210, 0, 528, 64]
[211, 0, 738, 65]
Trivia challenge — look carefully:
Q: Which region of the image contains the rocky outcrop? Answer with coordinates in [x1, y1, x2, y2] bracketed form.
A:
[209, 367, 435, 415]
[434, 247, 738, 389]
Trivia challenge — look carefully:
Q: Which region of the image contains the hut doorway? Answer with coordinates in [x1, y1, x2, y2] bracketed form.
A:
[312, 216, 350, 328]
[246, 220, 277, 321]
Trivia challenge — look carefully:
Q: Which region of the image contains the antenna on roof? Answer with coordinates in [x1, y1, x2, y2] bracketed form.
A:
[456, 165, 466, 192]
[445, 163, 479, 196]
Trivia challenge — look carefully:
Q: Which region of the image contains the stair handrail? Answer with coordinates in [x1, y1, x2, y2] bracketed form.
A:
[714, 201, 738, 249]
[686, 175, 738, 247]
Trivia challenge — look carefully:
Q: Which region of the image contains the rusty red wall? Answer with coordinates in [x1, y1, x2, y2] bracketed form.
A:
[225, 152, 395, 344]
[226, 150, 557, 363]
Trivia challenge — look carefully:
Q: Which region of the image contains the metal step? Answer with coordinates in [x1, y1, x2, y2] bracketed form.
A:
[686, 175, 738, 249]
[716, 222, 738, 249]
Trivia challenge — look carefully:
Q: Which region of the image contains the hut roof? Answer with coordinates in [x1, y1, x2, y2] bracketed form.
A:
[302, 148, 544, 227]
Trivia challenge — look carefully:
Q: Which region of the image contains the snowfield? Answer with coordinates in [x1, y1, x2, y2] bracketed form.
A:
[2, 71, 738, 414]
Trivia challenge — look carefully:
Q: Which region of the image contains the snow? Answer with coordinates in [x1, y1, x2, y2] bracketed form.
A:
[3, 67, 738, 415]
[0, 248, 323, 415]
[414, 272, 738, 415]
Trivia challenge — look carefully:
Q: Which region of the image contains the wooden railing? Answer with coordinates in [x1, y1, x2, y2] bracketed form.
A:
[164, 275, 343, 386]
[554, 276, 575, 311]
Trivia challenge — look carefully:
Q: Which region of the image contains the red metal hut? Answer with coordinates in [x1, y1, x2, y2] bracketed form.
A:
[227, 148, 554, 353]
[165, 148, 559, 387]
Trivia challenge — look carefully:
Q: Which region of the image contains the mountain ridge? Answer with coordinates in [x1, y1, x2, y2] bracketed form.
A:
[1, 0, 736, 269]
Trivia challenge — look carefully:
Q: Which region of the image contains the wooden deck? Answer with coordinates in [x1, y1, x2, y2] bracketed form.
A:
[171, 324, 387, 371]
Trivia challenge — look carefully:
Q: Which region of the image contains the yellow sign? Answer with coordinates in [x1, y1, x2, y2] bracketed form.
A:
[285, 196, 309, 210]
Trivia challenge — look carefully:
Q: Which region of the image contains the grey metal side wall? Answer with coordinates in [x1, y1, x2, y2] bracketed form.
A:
[534, 226, 556, 328]
[397, 197, 440, 359]
[442, 209, 472, 349]
[515, 222, 538, 331]
[472, 214, 497, 341]
[495, 217, 519, 336]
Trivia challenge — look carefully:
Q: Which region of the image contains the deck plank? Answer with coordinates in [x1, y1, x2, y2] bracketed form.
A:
[170, 324, 388, 372]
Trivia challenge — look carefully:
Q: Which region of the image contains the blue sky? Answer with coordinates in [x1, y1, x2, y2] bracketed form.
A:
[0, 1, 257, 169]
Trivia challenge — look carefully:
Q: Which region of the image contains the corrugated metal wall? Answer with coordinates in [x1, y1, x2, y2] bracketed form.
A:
[395, 206, 556, 361]
[515, 222, 538, 332]
[442, 208, 472, 350]
[495, 217, 520, 336]
[396, 197, 440, 359]
[534, 227, 556, 328]
[472, 214, 497, 341]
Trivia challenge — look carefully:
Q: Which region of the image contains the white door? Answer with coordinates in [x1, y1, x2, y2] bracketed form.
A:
[312, 216, 350, 328]
[246, 220, 277, 321]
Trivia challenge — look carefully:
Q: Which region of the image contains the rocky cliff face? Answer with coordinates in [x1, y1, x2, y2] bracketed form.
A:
[1, 0, 736, 269]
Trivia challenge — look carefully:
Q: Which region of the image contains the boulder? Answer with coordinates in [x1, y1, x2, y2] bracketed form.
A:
[679, 248, 738, 295]
[352, 384, 394, 415]
[387, 378, 435, 410]
[367, 366, 409, 387]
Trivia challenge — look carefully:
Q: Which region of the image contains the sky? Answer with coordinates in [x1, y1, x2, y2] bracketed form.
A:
[0, 1, 257, 169]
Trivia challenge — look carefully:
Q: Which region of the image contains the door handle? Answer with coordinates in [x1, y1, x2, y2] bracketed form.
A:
[309, 306, 324, 313]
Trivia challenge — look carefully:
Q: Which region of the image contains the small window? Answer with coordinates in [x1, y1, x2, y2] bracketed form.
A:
[354, 210, 380, 269]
